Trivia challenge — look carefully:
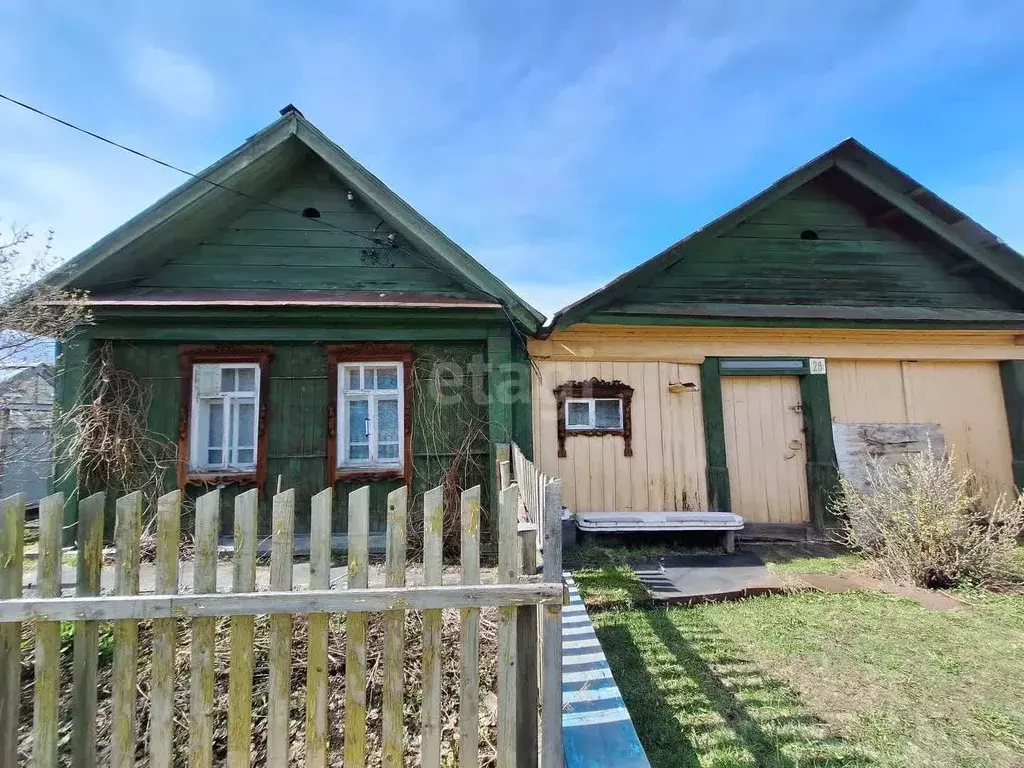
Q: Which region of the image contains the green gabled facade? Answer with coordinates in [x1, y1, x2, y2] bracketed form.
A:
[52, 106, 541, 543]
[551, 138, 1024, 330]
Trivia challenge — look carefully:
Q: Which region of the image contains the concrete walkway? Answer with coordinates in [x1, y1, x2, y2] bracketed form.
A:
[630, 551, 787, 604]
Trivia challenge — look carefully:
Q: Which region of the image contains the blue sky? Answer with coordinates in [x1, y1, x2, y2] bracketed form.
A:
[2, 0, 1024, 318]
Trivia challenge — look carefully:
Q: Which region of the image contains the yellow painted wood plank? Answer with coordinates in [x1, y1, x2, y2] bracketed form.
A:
[644, 362, 666, 512]
[531, 325, 1024, 362]
[627, 361, 650, 512]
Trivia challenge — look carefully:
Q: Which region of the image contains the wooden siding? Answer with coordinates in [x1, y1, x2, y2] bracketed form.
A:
[532, 360, 706, 514]
[829, 359, 1015, 497]
[721, 376, 809, 524]
[595, 177, 1018, 317]
[531, 326, 1024, 363]
[140, 158, 476, 298]
[107, 339, 492, 537]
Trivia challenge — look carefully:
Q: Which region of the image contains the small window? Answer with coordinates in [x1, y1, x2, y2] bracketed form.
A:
[338, 362, 404, 469]
[564, 398, 624, 431]
[553, 379, 634, 458]
[190, 363, 261, 472]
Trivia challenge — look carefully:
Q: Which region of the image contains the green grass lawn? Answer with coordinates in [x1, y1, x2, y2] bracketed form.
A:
[572, 547, 1024, 768]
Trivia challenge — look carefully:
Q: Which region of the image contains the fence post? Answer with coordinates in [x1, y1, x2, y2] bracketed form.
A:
[516, 519, 540, 767]
[497, 484, 520, 768]
[111, 491, 142, 768]
[306, 487, 334, 768]
[540, 479, 564, 768]
[189, 489, 220, 768]
[267, 489, 296, 765]
[32, 492, 63, 768]
[150, 490, 181, 768]
[344, 486, 371, 767]
[421, 486, 444, 768]
[72, 491, 104, 768]
[0, 493, 25, 767]
[227, 489, 258, 768]
[459, 486, 482, 768]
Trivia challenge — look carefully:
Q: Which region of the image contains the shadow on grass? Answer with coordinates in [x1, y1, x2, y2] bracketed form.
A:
[596, 609, 873, 768]
[751, 543, 864, 576]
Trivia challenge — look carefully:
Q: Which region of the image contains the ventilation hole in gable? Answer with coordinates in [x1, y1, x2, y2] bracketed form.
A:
[302, 207, 321, 219]
[800, 229, 819, 240]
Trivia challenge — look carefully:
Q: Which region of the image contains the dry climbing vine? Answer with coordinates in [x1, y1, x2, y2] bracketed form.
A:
[54, 342, 177, 515]
[407, 347, 490, 558]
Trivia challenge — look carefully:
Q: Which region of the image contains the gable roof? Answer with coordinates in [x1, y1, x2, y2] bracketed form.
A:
[49, 106, 544, 332]
[547, 138, 1024, 331]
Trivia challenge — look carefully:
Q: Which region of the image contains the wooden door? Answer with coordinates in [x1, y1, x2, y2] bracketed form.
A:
[722, 376, 810, 524]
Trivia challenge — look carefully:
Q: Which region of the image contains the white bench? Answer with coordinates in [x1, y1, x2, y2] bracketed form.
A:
[573, 511, 744, 553]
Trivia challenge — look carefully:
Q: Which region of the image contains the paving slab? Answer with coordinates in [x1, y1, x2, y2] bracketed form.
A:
[800, 572, 968, 611]
[630, 551, 788, 604]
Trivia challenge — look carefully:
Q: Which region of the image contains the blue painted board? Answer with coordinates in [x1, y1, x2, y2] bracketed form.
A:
[561, 574, 651, 768]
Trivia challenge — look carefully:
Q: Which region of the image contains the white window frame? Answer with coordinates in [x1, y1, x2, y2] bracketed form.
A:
[564, 397, 624, 431]
[189, 362, 261, 473]
[337, 361, 405, 470]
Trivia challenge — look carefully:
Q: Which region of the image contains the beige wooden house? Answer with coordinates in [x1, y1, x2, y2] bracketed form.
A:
[528, 139, 1024, 535]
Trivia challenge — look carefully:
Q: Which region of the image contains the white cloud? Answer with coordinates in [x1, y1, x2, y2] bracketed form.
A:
[3, 0, 1024, 307]
[129, 44, 217, 119]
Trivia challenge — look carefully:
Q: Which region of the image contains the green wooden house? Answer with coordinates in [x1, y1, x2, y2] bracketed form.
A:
[48, 105, 541, 545]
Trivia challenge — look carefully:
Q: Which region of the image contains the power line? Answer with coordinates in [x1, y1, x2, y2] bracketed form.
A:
[0, 93, 457, 284]
[0, 90, 532, 341]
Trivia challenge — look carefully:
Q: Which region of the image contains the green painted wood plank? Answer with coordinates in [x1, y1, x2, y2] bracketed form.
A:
[699, 359, 730, 512]
[141, 265, 468, 293]
[487, 331, 514, 521]
[800, 373, 839, 529]
[1000, 361, 1024, 491]
[730, 222, 907, 242]
[53, 337, 95, 545]
[205, 228, 389, 247]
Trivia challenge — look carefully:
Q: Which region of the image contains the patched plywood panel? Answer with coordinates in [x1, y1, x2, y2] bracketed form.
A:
[833, 422, 945, 494]
[531, 360, 706, 514]
[722, 376, 809, 524]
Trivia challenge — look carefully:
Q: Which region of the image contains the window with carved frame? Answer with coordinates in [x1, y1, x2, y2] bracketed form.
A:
[178, 346, 272, 487]
[553, 378, 633, 458]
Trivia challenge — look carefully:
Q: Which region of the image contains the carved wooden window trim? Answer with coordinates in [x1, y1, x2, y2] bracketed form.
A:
[554, 378, 633, 458]
[327, 343, 414, 486]
[178, 345, 273, 489]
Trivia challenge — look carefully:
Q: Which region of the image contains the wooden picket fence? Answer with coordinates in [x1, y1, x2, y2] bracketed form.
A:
[0, 464, 565, 767]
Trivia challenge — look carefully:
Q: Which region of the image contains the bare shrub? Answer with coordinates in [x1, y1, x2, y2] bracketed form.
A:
[0, 221, 91, 364]
[832, 450, 1024, 589]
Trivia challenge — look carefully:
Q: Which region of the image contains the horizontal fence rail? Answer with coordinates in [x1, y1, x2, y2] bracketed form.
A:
[0, 584, 564, 622]
[0, 454, 565, 767]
